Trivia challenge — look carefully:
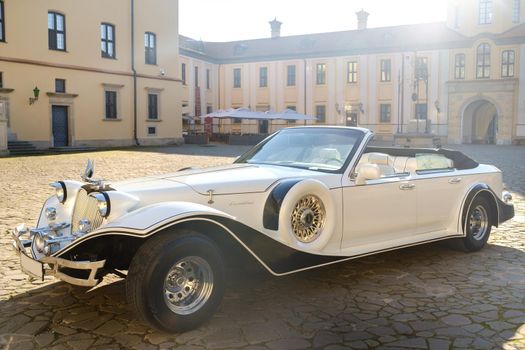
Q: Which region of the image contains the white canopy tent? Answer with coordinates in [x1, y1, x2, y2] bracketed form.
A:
[201, 107, 316, 121]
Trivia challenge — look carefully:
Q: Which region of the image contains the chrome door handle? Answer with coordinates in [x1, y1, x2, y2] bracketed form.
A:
[399, 183, 416, 190]
[449, 177, 462, 184]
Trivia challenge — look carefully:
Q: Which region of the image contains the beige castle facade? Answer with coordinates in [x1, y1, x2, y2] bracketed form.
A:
[180, 0, 525, 145]
[0, 0, 182, 152]
[1, 0, 525, 153]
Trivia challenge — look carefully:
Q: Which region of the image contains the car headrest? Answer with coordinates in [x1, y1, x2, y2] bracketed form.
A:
[367, 152, 391, 166]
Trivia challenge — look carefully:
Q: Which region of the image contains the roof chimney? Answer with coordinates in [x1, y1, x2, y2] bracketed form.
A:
[356, 9, 369, 30]
[269, 18, 282, 38]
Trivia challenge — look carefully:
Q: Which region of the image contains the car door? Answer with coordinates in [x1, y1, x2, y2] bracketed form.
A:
[414, 168, 467, 234]
[340, 172, 417, 254]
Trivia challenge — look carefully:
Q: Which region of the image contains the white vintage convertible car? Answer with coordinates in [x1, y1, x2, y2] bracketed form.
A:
[12, 126, 514, 332]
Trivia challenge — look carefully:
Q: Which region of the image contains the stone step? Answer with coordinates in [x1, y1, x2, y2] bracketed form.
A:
[8, 149, 45, 156]
[49, 146, 97, 153]
[7, 140, 43, 155]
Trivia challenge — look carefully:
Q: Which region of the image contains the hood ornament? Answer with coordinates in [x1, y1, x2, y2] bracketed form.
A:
[81, 159, 105, 187]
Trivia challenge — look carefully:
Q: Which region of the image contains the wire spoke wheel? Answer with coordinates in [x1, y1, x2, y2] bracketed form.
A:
[163, 256, 214, 315]
[291, 194, 326, 243]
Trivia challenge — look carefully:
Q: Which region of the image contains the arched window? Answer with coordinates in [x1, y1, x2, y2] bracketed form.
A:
[476, 43, 490, 79]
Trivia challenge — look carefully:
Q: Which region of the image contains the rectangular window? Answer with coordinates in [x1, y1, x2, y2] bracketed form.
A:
[148, 94, 158, 119]
[380, 59, 391, 82]
[415, 103, 428, 119]
[48, 12, 66, 51]
[479, 0, 493, 24]
[206, 69, 210, 89]
[233, 68, 241, 88]
[0, 0, 5, 42]
[316, 63, 326, 85]
[144, 32, 156, 65]
[148, 127, 156, 135]
[502, 50, 515, 77]
[380, 104, 391, 122]
[206, 105, 213, 114]
[55, 79, 65, 93]
[181, 63, 186, 85]
[101, 23, 115, 58]
[455, 53, 465, 79]
[105, 91, 117, 119]
[233, 118, 242, 124]
[347, 61, 358, 83]
[195, 66, 199, 87]
[315, 105, 326, 123]
[259, 67, 268, 87]
[0, 72, 3, 88]
[476, 43, 491, 79]
[513, 0, 520, 23]
[415, 57, 428, 80]
[287, 65, 296, 86]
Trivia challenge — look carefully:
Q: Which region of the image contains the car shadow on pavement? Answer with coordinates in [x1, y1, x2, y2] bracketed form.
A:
[1, 240, 525, 349]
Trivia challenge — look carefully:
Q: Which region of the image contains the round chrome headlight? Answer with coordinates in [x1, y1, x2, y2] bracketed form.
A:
[50, 181, 67, 203]
[45, 207, 57, 221]
[90, 192, 111, 218]
[34, 232, 47, 254]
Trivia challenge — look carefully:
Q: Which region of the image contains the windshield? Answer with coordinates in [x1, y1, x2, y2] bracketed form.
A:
[235, 127, 365, 172]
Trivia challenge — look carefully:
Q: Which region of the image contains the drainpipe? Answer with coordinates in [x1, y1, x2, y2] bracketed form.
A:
[131, 0, 139, 145]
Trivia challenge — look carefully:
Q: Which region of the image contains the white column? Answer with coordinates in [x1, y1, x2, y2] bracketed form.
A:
[517, 44, 525, 137]
[359, 55, 368, 127]
[0, 100, 7, 155]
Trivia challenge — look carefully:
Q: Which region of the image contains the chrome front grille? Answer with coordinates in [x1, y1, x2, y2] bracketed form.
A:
[71, 189, 104, 233]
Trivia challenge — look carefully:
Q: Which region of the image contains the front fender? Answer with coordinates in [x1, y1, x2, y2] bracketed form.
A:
[97, 201, 235, 234]
[52, 201, 235, 256]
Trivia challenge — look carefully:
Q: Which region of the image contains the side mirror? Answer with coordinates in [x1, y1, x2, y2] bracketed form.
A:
[355, 164, 381, 185]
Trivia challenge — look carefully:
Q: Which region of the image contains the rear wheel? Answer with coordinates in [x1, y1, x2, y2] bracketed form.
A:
[460, 196, 492, 252]
[126, 233, 225, 332]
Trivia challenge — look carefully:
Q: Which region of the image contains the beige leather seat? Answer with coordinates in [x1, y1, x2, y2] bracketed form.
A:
[359, 152, 395, 176]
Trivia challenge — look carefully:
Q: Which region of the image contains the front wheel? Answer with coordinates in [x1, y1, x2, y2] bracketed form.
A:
[126, 233, 225, 332]
[460, 196, 492, 252]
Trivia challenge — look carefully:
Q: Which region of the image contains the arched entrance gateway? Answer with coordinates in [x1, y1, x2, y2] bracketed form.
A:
[461, 99, 499, 144]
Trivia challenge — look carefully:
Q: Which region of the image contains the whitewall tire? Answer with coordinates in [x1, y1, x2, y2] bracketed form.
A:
[278, 179, 337, 252]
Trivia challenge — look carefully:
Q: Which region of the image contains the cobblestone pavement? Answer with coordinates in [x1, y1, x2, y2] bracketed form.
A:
[0, 144, 524, 350]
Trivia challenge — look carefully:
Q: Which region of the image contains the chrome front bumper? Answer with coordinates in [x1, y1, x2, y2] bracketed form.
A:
[12, 224, 106, 287]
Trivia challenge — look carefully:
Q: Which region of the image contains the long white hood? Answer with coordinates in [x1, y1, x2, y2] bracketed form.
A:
[112, 164, 334, 196]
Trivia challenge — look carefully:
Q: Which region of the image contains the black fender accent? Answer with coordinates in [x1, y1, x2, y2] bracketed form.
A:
[263, 179, 303, 230]
[202, 215, 345, 275]
[461, 184, 500, 232]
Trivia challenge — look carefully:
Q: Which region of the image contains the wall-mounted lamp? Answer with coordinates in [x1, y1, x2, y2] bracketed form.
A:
[29, 86, 40, 105]
[434, 100, 441, 113]
[335, 103, 342, 115]
[358, 102, 365, 114]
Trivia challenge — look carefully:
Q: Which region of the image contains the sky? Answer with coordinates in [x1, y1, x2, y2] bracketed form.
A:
[179, 0, 449, 42]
